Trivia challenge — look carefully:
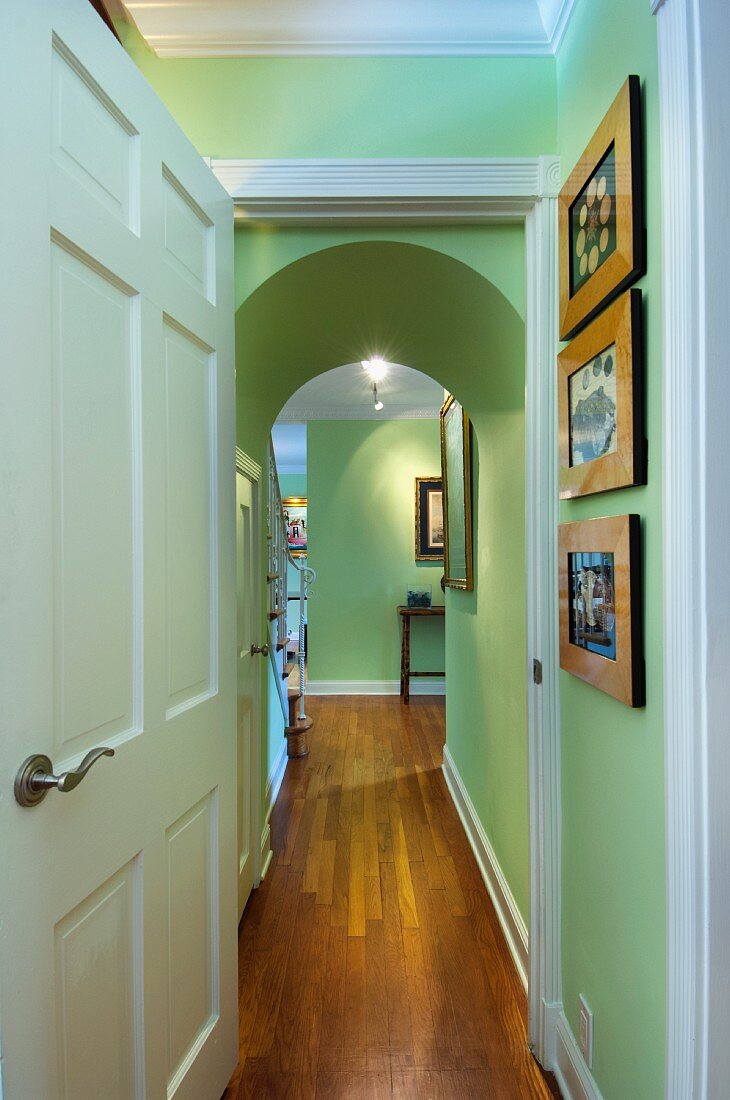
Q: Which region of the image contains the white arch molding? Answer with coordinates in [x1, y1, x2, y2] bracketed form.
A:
[213, 154, 564, 1070]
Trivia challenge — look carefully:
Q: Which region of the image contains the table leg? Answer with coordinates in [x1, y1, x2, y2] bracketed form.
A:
[402, 616, 410, 704]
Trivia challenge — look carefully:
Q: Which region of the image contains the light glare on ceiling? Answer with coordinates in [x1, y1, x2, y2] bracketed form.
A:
[361, 357, 388, 383]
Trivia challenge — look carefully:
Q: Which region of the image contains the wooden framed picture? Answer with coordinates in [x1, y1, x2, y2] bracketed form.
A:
[282, 497, 307, 557]
[558, 289, 644, 499]
[440, 395, 473, 591]
[559, 76, 644, 340]
[415, 477, 444, 561]
[559, 515, 644, 707]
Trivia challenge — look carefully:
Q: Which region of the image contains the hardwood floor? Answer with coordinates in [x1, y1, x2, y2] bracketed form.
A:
[222, 696, 561, 1099]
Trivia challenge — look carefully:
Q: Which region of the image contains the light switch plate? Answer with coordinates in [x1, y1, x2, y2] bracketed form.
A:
[578, 995, 594, 1069]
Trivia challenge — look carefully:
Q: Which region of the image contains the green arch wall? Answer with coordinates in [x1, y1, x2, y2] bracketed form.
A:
[236, 237, 530, 920]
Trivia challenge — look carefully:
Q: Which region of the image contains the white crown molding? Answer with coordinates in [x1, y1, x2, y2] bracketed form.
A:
[235, 447, 262, 481]
[276, 405, 441, 422]
[210, 156, 561, 225]
[121, 0, 578, 57]
[442, 746, 529, 988]
[153, 39, 557, 58]
[538, 0, 580, 51]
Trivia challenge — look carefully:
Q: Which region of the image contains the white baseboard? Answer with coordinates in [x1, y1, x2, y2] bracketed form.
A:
[307, 678, 445, 696]
[259, 822, 273, 881]
[553, 1010, 604, 1100]
[265, 741, 288, 821]
[259, 741, 288, 882]
[441, 745, 529, 989]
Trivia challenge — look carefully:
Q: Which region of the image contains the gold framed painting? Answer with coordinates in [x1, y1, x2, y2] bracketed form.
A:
[440, 395, 473, 591]
[282, 496, 307, 557]
[558, 515, 644, 708]
[558, 290, 644, 499]
[415, 477, 444, 561]
[559, 76, 645, 341]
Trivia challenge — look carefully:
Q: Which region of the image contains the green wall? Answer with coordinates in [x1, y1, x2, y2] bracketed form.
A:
[117, 22, 556, 158]
[556, 2, 665, 1097]
[307, 420, 445, 684]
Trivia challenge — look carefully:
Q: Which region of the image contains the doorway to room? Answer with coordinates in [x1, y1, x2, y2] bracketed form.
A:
[228, 237, 559, 1093]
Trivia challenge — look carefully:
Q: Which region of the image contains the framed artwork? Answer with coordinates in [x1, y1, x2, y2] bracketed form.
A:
[558, 290, 644, 499]
[559, 76, 644, 340]
[415, 477, 444, 561]
[440, 395, 473, 591]
[282, 497, 307, 557]
[559, 515, 644, 707]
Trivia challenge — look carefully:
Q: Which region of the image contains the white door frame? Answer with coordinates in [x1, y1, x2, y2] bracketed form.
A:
[213, 155, 563, 1066]
[235, 447, 264, 890]
[653, 0, 730, 1096]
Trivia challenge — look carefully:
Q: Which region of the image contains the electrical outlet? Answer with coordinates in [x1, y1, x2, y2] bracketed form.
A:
[578, 995, 594, 1069]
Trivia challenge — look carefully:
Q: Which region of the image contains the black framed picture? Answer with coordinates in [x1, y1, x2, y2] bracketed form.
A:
[415, 477, 444, 561]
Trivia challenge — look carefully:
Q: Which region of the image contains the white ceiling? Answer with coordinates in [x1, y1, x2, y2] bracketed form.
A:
[276, 362, 444, 425]
[271, 423, 307, 474]
[271, 362, 443, 471]
[119, 0, 577, 57]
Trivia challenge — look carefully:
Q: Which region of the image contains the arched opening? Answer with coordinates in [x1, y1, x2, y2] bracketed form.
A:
[231, 237, 551, 1091]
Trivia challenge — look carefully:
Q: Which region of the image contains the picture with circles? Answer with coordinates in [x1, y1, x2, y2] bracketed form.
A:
[570, 146, 617, 295]
[558, 76, 644, 341]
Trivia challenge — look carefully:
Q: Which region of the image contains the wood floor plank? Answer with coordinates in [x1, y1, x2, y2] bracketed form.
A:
[224, 697, 561, 1100]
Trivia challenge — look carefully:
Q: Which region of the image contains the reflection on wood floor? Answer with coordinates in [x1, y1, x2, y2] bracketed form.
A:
[222, 696, 561, 1099]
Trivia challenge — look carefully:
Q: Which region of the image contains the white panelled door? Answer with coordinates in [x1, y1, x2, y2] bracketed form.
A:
[0, 3, 236, 1098]
[235, 469, 260, 918]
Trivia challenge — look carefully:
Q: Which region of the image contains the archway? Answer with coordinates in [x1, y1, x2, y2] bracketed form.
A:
[234, 238, 544, 1048]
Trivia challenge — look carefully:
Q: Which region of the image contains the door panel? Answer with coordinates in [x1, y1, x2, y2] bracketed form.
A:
[163, 321, 215, 716]
[166, 792, 218, 1092]
[0, 3, 236, 1097]
[51, 241, 140, 756]
[55, 858, 144, 1100]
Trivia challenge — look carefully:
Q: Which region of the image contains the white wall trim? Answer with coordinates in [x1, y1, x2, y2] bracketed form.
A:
[259, 740, 288, 881]
[127, 1, 578, 59]
[654, 1, 707, 1097]
[276, 405, 442, 422]
[553, 1011, 604, 1100]
[442, 746, 529, 989]
[307, 679, 445, 697]
[265, 740, 288, 823]
[524, 154, 562, 1067]
[210, 155, 561, 225]
[235, 446, 262, 482]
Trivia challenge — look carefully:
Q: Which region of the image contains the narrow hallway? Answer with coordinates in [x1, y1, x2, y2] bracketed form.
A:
[223, 697, 560, 1099]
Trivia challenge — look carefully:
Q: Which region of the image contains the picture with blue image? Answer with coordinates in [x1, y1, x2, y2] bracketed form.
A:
[568, 551, 616, 660]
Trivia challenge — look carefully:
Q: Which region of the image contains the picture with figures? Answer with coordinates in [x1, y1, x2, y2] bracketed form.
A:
[559, 515, 644, 708]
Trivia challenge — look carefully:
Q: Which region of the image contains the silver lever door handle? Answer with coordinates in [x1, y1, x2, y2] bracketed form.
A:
[250, 643, 269, 656]
[14, 747, 115, 807]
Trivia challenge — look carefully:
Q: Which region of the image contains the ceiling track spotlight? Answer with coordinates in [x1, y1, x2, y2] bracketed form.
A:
[372, 383, 384, 412]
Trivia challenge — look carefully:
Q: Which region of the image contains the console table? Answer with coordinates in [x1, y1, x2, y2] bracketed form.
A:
[397, 605, 445, 704]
